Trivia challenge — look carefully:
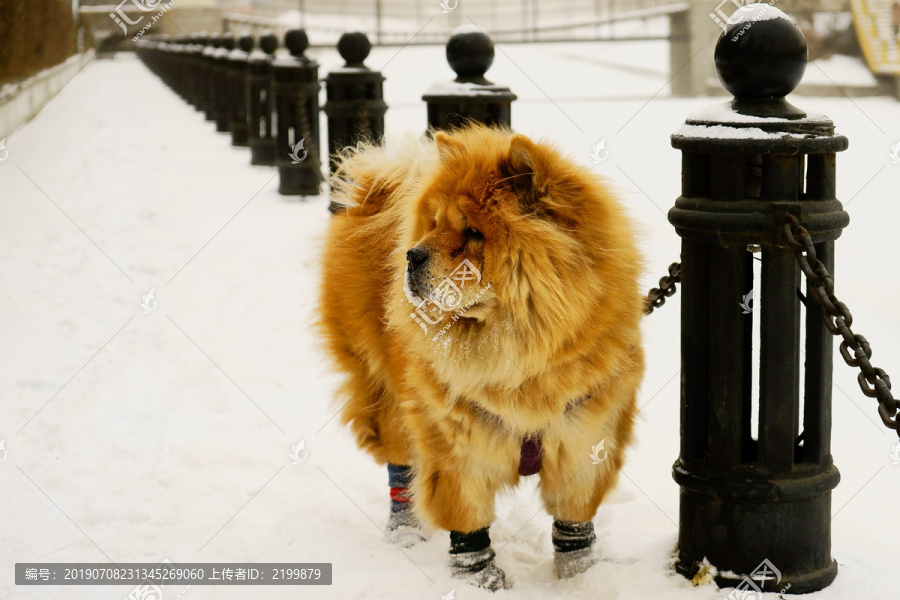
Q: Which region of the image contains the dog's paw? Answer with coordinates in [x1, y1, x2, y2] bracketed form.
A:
[450, 546, 511, 591]
[386, 507, 426, 547]
[465, 562, 510, 591]
[554, 546, 599, 579]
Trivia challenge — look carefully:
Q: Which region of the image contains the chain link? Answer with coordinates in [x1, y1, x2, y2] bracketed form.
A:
[644, 262, 682, 315]
[783, 214, 899, 437]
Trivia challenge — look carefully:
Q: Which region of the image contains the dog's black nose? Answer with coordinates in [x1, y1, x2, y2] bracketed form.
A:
[406, 247, 429, 269]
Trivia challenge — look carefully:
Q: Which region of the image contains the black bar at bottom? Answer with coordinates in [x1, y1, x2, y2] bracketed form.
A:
[16, 563, 332, 585]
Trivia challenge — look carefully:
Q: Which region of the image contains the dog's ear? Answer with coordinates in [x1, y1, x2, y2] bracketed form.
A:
[433, 131, 462, 162]
[505, 134, 548, 212]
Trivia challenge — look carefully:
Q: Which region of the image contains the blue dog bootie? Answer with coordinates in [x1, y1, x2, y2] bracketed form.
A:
[385, 464, 425, 547]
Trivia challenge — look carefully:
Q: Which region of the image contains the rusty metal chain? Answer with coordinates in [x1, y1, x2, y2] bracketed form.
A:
[644, 262, 682, 315]
[783, 214, 900, 438]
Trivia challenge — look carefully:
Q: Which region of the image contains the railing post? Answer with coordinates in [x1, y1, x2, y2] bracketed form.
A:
[422, 26, 516, 132]
[669, 6, 848, 593]
[213, 32, 236, 133]
[190, 32, 209, 112]
[228, 34, 255, 147]
[272, 29, 322, 196]
[247, 33, 279, 166]
[322, 32, 387, 175]
[202, 33, 222, 122]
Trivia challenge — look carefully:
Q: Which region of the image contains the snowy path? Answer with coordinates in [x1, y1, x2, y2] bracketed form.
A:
[0, 43, 899, 600]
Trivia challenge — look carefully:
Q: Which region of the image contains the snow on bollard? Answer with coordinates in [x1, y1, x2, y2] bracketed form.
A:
[668, 5, 848, 594]
[422, 25, 516, 133]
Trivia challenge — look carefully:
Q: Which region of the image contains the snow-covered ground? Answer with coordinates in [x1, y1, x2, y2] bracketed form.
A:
[1, 38, 898, 600]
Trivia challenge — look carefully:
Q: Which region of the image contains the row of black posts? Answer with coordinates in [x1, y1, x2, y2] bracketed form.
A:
[135, 28, 515, 198]
[132, 12, 879, 595]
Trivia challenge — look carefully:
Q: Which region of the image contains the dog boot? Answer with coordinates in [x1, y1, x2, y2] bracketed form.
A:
[386, 464, 425, 547]
[449, 528, 510, 591]
[552, 519, 598, 579]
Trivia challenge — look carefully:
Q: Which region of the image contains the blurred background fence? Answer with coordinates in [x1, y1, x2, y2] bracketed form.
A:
[221, 0, 684, 44]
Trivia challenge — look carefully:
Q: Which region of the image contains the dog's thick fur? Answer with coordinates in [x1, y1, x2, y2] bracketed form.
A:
[319, 125, 644, 544]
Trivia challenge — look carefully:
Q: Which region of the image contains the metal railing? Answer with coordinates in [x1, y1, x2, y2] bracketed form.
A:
[222, 0, 687, 45]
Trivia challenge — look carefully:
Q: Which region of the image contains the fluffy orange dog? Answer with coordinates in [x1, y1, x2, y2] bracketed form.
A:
[319, 125, 644, 590]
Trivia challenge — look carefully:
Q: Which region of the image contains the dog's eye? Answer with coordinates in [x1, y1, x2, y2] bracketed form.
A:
[464, 227, 484, 242]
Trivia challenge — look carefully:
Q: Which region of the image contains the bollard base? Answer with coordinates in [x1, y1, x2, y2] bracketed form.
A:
[675, 558, 837, 595]
[278, 166, 321, 196]
[674, 463, 840, 595]
[250, 140, 276, 166]
[231, 125, 249, 147]
[215, 114, 230, 133]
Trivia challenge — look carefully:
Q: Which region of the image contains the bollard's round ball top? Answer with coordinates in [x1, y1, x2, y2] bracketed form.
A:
[285, 29, 309, 57]
[239, 34, 255, 53]
[446, 25, 494, 82]
[220, 32, 236, 51]
[714, 4, 807, 99]
[260, 32, 279, 55]
[338, 32, 371, 67]
[210, 33, 222, 48]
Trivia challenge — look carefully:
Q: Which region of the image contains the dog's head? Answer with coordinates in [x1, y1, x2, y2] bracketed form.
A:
[399, 125, 642, 384]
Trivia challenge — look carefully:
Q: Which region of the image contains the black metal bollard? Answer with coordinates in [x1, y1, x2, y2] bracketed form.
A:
[175, 37, 192, 102]
[191, 32, 209, 112]
[422, 27, 516, 132]
[247, 33, 279, 166]
[272, 29, 322, 196]
[228, 34, 255, 147]
[202, 33, 222, 121]
[668, 7, 847, 594]
[214, 33, 236, 133]
[182, 33, 204, 109]
[322, 32, 387, 174]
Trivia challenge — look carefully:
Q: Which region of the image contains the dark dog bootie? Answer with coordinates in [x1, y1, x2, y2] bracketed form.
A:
[449, 528, 510, 591]
[552, 519, 598, 579]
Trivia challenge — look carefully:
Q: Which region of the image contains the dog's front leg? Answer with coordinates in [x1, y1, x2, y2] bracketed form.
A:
[410, 421, 520, 591]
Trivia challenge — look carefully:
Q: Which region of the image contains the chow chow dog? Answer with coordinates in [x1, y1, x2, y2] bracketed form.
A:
[319, 125, 644, 590]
